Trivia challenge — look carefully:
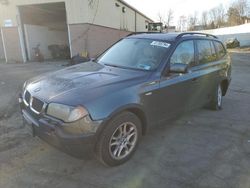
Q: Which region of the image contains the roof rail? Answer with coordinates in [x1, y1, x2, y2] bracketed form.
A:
[176, 32, 218, 39]
[126, 31, 162, 37]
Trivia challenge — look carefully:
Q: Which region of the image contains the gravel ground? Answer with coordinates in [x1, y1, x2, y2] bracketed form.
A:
[0, 54, 250, 188]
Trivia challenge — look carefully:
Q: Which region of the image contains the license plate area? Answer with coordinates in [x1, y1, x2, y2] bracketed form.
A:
[23, 118, 35, 137]
[22, 110, 39, 137]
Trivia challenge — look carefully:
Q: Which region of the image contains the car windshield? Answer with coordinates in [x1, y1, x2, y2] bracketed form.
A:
[97, 38, 171, 71]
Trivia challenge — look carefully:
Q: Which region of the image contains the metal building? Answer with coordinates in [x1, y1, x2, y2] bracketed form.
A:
[0, 0, 153, 63]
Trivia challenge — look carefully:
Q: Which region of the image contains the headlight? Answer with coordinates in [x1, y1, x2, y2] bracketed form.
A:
[46, 103, 88, 123]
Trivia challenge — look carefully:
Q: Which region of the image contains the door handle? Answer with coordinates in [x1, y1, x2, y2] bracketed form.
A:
[192, 78, 198, 82]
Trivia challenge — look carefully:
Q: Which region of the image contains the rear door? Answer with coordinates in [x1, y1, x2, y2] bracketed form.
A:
[187, 39, 221, 110]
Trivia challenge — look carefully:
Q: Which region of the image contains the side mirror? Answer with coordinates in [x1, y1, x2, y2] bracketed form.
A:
[169, 63, 188, 74]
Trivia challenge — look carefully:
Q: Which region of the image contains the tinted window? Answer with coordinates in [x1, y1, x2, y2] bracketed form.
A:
[170, 40, 195, 66]
[214, 41, 226, 59]
[197, 40, 217, 64]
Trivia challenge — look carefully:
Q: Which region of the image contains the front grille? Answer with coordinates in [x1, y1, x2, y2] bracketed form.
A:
[23, 90, 45, 114]
[31, 97, 44, 113]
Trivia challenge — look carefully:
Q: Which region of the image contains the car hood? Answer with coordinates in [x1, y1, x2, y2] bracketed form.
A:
[25, 62, 150, 102]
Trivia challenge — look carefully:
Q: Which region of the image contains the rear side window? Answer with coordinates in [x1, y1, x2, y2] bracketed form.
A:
[170, 40, 195, 66]
[197, 40, 217, 64]
[214, 41, 226, 59]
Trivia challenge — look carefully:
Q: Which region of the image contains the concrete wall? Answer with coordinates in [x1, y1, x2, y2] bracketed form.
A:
[24, 24, 68, 60]
[1, 27, 23, 62]
[217, 33, 250, 47]
[200, 23, 250, 47]
[69, 23, 129, 57]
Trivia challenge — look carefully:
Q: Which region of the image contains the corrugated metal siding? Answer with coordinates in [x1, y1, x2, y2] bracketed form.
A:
[65, 0, 88, 24]
[0, 0, 65, 26]
[0, 0, 88, 26]
[136, 13, 150, 32]
[87, 0, 149, 32]
[0, 2, 17, 26]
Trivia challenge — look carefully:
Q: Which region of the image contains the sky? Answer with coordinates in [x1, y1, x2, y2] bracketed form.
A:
[124, 0, 233, 25]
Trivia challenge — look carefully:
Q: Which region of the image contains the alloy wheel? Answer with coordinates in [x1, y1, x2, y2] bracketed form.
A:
[109, 122, 138, 160]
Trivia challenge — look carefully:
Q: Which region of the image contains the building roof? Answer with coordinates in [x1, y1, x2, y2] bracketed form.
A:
[117, 0, 154, 22]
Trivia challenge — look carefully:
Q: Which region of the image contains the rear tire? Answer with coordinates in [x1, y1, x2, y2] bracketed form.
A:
[209, 83, 223, 110]
[95, 112, 142, 167]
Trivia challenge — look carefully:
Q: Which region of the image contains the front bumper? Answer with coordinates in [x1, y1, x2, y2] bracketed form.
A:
[19, 96, 103, 158]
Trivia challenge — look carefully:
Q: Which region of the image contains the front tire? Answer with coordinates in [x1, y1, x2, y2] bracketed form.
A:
[209, 83, 223, 110]
[95, 112, 142, 166]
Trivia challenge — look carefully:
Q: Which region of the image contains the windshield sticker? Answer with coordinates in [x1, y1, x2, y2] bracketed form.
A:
[151, 41, 170, 48]
[138, 64, 151, 70]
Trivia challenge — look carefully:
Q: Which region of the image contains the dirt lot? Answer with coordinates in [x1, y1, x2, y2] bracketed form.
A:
[0, 54, 250, 188]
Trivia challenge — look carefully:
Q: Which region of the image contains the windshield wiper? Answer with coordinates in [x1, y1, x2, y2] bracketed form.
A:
[104, 63, 147, 71]
[104, 63, 120, 68]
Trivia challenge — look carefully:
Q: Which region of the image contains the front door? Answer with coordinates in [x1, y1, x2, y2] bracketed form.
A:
[156, 40, 197, 122]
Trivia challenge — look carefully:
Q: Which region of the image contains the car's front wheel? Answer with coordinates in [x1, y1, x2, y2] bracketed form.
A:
[95, 112, 142, 166]
[209, 83, 223, 110]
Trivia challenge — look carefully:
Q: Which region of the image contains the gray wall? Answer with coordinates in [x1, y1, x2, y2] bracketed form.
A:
[217, 33, 250, 47]
[200, 24, 250, 47]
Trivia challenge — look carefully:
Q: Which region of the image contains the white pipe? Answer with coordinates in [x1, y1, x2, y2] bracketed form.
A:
[17, 8, 27, 63]
[67, 24, 73, 58]
[0, 28, 8, 63]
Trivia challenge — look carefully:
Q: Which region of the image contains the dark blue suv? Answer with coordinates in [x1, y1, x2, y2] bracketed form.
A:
[19, 32, 231, 166]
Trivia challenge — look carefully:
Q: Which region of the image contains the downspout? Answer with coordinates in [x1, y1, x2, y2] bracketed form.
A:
[65, 8, 73, 58]
[67, 24, 73, 58]
[1, 28, 8, 63]
[16, 9, 27, 63]
[135, 11, 137, 32]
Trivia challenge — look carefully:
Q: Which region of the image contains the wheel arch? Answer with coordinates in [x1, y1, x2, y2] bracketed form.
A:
[95, 104, 148, 139]
[126, 107, 148, 135]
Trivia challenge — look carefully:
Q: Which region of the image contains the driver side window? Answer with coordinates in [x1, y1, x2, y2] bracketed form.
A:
[170, 40, 195, 66]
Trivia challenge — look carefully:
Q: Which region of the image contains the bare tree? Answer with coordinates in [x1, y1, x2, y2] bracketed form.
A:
[209, 4, 226, 28]
[177, 16, 187, 31]
[157, 12, 165, 24]
[165, 9, 174, 32]
[199, 0, 249, 29]
[217, 4, 226, 27]
[231, 0, 249, 24]
[187, 12, 198, 31]
[234, 0, 248, 16]
[201, 11, 209, 28]
[227, 7, 241, 26]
